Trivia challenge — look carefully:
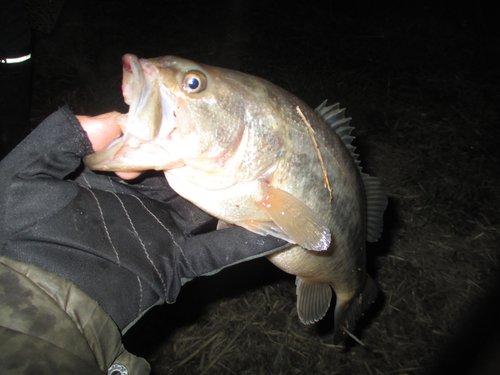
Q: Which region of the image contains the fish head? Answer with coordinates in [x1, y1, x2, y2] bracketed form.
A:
[84, 54, 247, 173]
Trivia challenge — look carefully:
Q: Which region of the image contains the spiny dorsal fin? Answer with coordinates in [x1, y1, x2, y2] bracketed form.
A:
[315, 100, 359, 167]
[316, 100, 388, 242]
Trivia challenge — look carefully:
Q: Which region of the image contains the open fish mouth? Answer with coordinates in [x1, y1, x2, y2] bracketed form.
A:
[121, 54, 163, 141]
[84, 54, 171, 171]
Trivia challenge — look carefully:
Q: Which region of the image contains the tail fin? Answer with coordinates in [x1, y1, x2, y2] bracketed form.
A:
[333, 275, 378, 344]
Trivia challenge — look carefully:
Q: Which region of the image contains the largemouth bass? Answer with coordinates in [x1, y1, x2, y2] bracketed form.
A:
[85, 54, 387, 344]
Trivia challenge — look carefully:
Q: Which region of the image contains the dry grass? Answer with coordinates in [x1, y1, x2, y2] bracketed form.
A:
[30, 1, 499, 374]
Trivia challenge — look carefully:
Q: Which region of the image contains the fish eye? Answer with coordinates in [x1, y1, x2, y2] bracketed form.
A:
[182, 71, 207, 93]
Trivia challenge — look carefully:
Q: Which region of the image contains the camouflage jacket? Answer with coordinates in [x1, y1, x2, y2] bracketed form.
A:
[0, 255, 150, 374]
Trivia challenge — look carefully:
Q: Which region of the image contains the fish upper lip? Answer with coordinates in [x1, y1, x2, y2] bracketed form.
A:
[122, 54, 142, 106]
[121, 54, 166, 141]
[122, 54, 134, 73]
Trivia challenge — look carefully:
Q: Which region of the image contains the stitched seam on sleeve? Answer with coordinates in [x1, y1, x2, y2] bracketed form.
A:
[111, 192, 168, 297]
[80, 183, 121, 266]
[130, 195, 198, 277]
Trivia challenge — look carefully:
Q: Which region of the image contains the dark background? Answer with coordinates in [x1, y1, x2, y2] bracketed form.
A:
[18, 1, 500, 374]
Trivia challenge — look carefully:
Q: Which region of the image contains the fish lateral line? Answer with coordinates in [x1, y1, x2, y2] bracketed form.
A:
[296, 106, 332, 202]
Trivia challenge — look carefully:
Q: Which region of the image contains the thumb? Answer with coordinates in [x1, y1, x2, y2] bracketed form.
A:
[76, 112, 123, 152]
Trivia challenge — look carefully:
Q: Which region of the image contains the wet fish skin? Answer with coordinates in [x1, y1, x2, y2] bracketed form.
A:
[84, 54, 387, 344]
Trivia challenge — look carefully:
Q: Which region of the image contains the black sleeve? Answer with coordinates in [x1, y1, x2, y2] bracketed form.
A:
[0, 106, 93, 238]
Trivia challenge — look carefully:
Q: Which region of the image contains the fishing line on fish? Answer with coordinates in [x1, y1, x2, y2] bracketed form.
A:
[296, 106, 333, 202]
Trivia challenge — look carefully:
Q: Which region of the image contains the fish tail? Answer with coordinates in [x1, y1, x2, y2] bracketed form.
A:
[333, 275, 378, 344]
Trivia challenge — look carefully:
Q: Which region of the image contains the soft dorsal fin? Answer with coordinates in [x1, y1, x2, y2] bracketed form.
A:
[316, 100, 388, 242]
[361, 172, 388, 242]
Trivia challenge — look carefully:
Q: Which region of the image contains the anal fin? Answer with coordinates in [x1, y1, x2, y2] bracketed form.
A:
[296, 277, 333, 325]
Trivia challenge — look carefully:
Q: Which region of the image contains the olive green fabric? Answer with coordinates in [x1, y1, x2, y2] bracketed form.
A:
[0, 255, 150, 374]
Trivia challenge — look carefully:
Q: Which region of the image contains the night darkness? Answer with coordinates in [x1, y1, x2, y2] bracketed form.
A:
[4, 1, 500, 374]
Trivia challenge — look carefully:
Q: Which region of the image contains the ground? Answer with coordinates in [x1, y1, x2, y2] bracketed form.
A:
[28, 1, 499, 374]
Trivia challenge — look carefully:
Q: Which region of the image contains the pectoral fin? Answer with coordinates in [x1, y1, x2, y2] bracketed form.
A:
[255, 182, 331, 251]
[236, 220, 295, 244]
[216, 220, 235, 230]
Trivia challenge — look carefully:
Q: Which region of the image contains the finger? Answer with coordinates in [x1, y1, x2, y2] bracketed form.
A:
[77, 112, 146, 179]
[76, 112, 123, 152]
[115, 171, 143, 180]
